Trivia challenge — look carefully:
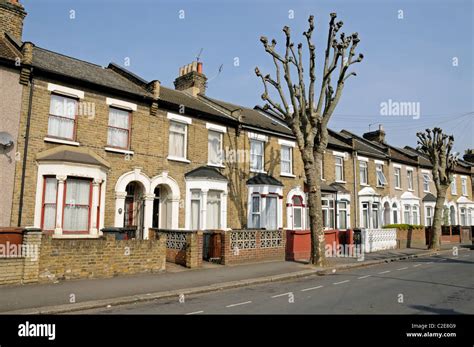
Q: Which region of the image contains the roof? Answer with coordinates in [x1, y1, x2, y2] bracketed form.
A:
[246, 173, 283, 186]
[36, 145, 110, 168]
[199, 96, 293, 136]
[321, 182, 337, 192]
[31, 46, 153, 98]
[184, 166, 227, 181]
[330, 182, 350, 193]
[401, 146, 432, 167]
[341, 130, 387, 159]
[0, 34, 21, 62]
[422, 193, 437, 202]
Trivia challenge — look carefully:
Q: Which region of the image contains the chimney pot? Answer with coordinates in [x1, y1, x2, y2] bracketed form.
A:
[174, 60, 208, 97]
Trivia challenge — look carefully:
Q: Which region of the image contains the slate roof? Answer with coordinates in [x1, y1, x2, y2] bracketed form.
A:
[340, 130, 387, 159]
[422, 193, 437, 202]
[401, 146, 432, 167]
[184, 166, 228, 181]
[246, 173, 283, 186]
[321, 182, 337, 192]
[36, 146, 110, 168]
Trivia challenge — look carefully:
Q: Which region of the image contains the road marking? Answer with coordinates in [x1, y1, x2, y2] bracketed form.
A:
[226, 301, 252, 308]
[301, 285, 324, 292]
[397, 267, 408, 271]
[378, 270, 391, 274]
[271, 292, 292, 298]
[413, 264, 421, 267]
[333, 280, 350, 285]
[439, 258, 447, 261]
[357, 275, 371, 280]
[425, 261, 433, 264]
[186, 310, 203, 315]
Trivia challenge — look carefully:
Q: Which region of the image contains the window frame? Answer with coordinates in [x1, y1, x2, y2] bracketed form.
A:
[394, 167, 401, 189]
[451, 176, 457, 195]
[41, 176, 58, 232]
[359, 161, 368, 185]
[335, 156, 344, 182]
[62, 177, 93, 234]
[251, 194, 261, 228]
[461, 177, 468, 196]
[47, 93, 78, 141]
[292, 195, 304, 230]
[168, 120, 188, 160]
[422, 173, 431, 193]
[107, 106, 132, 150]
[250, 139, 265, 173]
[190, 189, 201, 230]
[207, 130, 224, 167]
[280, 145, 293, 176]
[407, 169, 414, 191]
[265, 194, 279, 230]
[376, 164, 387, 187]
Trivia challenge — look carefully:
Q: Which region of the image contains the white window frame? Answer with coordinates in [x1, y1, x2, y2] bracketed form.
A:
[251, 194, 261, 228]
[250, 139, 265, 173]
[407, 169, 414, 191]
[394, 167, 401, 189]
[168, 120, 189, 162]
[207, 130, 224, 167]
[422, 173, 431, 193]
[280, 145, 293, 176]
[461, 177, 468, 196]
[451, 175, 457, 195]
[335, 156, 344, 182]
[359, 161, 368, 185]
[376, 164, 387, 187]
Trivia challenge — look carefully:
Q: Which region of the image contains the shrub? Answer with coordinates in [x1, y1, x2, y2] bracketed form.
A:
[382, 224, 425, 230]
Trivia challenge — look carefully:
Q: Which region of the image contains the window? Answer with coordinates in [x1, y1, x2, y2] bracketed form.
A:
[461, 177, 468, 196]
[335, 156, 344, 182]
[460, 207, 467, 226]
[320, 155, 325, 180]
[206, 190, 221, 229]
[63, 178, 91, 232]
[292, 196, 303, 230]
[468, 209, 472, 226]
[392, 203, 398, 224]
[208, 130, 223, 166]
[394, 167, 401, 188]
[265, 195, 278, 230]
[423, 174, 431, 192]
[407, 170, 414, 190]
[451, 177, 457, 195]
[251, 195, 261, 228]
[48, 94, 77, 140]
[41, 177, 57, 231]
[281, 145, 293, 175]
[412, 205, 419, 225]
[404, 204, 411, 224]
[107, 107, 131, 149]
[359, 161, 368, 185]
[322, 194, 335, 229]
[338, 201, 348, 230]
[372, 203, 379, 228]
[361, 202, 369, 228]
[426, 206, 433, 226]
[190, 190, 201, 230]
[169, 121, 187, 159]
[250, 140, 264, 172]
[376, 164, 387, 186]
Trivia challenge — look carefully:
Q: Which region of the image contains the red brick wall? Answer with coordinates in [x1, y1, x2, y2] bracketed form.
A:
[396, 228, 426, 248]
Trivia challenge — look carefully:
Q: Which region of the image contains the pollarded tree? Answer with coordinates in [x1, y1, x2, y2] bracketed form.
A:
[417, 128, 457, 250]
[255, 14, 363, 266]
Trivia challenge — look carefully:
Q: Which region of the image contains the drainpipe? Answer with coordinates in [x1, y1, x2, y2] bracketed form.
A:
[353, 150, 359, 227]
[18, 71, 34, 227]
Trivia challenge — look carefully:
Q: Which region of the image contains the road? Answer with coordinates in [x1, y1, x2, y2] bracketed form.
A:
[79, 251, 473, 314]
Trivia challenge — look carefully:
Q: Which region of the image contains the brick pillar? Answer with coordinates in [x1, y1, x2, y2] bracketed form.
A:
[186, 231, 203, 268]
[21, 228, 42, 284]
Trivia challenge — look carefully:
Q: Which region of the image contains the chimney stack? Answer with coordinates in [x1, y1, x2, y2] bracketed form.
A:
[174, 61, 207, 97]
[0, 0, 27, 42]
[363, 124, 386, 144]
[463, 149, 474, 163]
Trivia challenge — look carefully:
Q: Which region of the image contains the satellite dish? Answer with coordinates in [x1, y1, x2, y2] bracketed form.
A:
[0, 132, 14, 153]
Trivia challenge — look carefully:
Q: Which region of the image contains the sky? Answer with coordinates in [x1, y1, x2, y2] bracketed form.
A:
[22, 0, 473, 153]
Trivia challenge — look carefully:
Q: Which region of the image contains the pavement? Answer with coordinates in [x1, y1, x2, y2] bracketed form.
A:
[0, 244, 469, 314]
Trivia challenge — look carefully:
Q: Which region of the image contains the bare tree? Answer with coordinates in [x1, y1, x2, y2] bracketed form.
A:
[417, 128, 457, 250]
[255, 14, 363, 265]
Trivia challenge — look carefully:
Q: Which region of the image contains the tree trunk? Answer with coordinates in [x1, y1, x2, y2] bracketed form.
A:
[430, 185, 447, 250]
[304, 148, 326, 266]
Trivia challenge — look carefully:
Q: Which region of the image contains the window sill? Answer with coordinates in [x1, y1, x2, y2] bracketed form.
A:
[335, 180, 346, 184]
[250, 169, 267, 174]
[167, 156, 191, 163]
[280, 173, 296, 178]
[423, 190, 431, 193]
[408, 189, 415, 192]
[207, 163, 225, 168]
[360, 183, 370, 187]
[395, 187, 402, 190]
[105, 147, 134, 155]
[44, 137, 79, 146]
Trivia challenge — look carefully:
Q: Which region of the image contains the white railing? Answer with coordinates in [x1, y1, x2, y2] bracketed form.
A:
[362, 228, 397, 253]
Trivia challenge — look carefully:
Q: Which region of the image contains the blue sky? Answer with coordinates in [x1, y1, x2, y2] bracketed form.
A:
[22, 0, 473, 153]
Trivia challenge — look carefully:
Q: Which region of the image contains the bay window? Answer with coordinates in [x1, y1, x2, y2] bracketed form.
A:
[361, 202, 369, 228]
[426, 206, 433, 226]
[206, 190, 221, 229]
[265, 195, 278, 230]
[412, 205, 419, 224]
[250, 140, 264, 172]
[190, 190, 201, 230]
[107, 107, 131, 149]
[48, 94, 77, 140]
[372, 203, 379, 228]
[460, 207, 466, 226]
[392, 203, 399, 224]
[169, 121, 187, 159]
[251, 195, 261, 228]
[404, 204, 411, 224]
[41, 177, 58, 231]
[63, 178, 92, 233]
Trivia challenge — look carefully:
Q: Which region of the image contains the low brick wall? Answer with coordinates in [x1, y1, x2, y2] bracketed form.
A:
[38, 232, 166, 282]
[396, 228, 426, 249]
[152, 229, 202, 268]
[220, 229, 286, 265]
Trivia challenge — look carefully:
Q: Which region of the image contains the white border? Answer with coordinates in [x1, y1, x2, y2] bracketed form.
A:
[167, 112, 192, 124]
[47, 83, 84, 99]
[278, 139, 296, 147]
[106, 97, 137, 111]
[206, 122, 227, 133]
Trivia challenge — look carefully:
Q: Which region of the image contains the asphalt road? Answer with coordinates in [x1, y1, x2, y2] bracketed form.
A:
[79, 251, 473, 315]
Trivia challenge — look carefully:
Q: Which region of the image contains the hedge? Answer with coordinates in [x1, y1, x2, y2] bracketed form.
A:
[382, 224, 425, 230]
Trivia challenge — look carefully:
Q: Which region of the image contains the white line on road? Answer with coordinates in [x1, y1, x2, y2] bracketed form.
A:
[413, 264, 421, 267]
[186, 311, 204, 315]
[357, 275, 371, 279]
[226, 301, 252, 308]
[301, 285, 324, 292]
[397, 267, 408, 271]
[333, 280, 350, 285]
[271, 292, 292, 298]
[378, 270, 391, 274]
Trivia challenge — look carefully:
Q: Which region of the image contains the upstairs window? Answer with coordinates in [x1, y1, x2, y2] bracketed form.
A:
[335, 156, 344, 182]
[169, 121, 187, 159]
[107, 107, 131, 149]
[359, 161, 368, 185]
[208, 130, 223, 166]
[48, 94, 77, 140]
[451, 177, 457, 195]
[407, 170, 414, 190]
[281, 145, 293, 175]
[461, 177, 468, 196]
[423, 173, 431, 192]
[250, 140, 264, 172]
[376, 164, 387, 186]
[394, 167, 401, 188]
